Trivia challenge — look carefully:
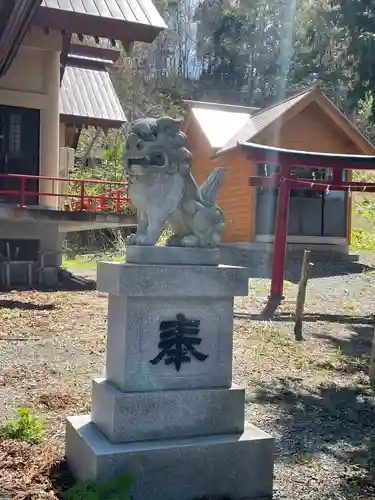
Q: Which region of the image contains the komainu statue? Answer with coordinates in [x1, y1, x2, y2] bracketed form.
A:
[124, 116, 226, 248]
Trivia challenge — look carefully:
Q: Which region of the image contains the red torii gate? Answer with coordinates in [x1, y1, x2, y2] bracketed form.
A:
[239, 142, 375, 312]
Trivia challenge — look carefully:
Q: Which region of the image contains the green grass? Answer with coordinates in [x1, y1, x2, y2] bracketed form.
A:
[62, 229, 172, 270]
[341, 299, 359, 313]
[0, 307, 17, 318]
[350, 171, 375, 251]
[233, 320, 356, 384]
[67, 474, 134, 500]
[234, 322, 314, 368]
[292, 453, 322, 469]
[62, 254, 125, 270]
[0, 408, 44, 444]
[249, 279, 294, 295]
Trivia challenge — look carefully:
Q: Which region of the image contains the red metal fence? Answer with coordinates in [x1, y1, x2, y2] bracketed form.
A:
[0, 173, 133, 214]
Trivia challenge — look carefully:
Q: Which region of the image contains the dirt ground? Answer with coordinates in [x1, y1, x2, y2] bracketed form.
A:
[1, 254, 375, 499]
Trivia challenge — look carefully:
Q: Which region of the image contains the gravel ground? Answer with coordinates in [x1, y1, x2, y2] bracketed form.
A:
[1, 254, 375, 499]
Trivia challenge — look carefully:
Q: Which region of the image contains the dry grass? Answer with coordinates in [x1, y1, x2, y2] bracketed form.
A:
[1, 256, 375, 499]
[0, 438, 74, 500]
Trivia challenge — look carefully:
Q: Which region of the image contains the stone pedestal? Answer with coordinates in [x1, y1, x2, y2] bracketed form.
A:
[66, 261, 274, 500]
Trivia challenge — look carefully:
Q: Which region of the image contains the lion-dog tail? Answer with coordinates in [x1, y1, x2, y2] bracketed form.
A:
[199, 167, 226, 207]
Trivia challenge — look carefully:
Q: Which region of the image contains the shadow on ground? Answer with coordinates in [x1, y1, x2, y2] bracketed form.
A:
[234, 311, 374, 326]
[312, 324, 374, 363]
[251, 376, 375, 499]
[0, 270, 96, 293]
[244, 317, 375, 499]
[48, 459, 76, 497]
[0, 299, 56, 311]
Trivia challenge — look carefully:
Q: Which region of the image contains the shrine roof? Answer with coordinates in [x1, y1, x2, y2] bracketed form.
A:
[60, 55, 126, 129]
[184, 100, 259, 149]
[34, 0, 166, 43]
[187, 87, 375, 156]
[223, 89, 312, 150]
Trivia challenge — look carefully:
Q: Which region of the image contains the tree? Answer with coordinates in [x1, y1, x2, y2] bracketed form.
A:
[331, 0, 375, 120]
[194, 0, 300, 106]
[289, 0, 352, 111]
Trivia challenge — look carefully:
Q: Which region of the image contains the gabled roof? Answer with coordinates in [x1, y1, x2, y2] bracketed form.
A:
[184, 100, 259, 114]
[34, 0, 167, 43]
[60, 55, 126, 129]
[184, 100, 259, 149]
[185, 87, 375, 156]
[221, 86, 375, 155]
[223, 88, 313, 149]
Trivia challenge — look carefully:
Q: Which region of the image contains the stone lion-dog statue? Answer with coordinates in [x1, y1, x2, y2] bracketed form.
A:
[124, 116, 226, 248]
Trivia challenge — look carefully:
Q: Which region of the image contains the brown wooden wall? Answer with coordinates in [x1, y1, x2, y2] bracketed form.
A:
[260, 102, 363, 154]
[185, 114, 256, 242]
[185, 101, 365, 244]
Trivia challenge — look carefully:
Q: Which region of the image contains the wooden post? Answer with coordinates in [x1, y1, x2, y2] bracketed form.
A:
[369, 328, 375, 390]
[294, 250, 311, 341]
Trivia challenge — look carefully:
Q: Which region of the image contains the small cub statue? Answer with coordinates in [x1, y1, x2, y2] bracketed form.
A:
[125, 116, 225, 248]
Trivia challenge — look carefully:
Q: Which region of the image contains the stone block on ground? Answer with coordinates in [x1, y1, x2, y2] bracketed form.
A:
[66, 415, 274, 500]
[92, 378, 245, 442]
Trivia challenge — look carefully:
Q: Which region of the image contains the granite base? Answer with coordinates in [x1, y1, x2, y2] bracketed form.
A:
[92, 378, 245, 442]
[126, 246, 220, 266]
[66, 415, 274, 500]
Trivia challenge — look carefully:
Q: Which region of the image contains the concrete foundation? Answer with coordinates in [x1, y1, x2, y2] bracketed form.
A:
[0, 205, 136, 287]
[65, 260, 274, 499]
[0, 220, 62, 286]
[220, 241, 359, 270]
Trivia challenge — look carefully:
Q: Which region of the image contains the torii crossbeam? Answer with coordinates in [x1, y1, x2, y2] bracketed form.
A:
[240, 142, 375, 317]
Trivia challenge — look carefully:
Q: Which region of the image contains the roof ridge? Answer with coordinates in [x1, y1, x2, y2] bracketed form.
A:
[184, 100, 259, 113]
[250, 85, 317, 119]
[223, 85, 318, 148]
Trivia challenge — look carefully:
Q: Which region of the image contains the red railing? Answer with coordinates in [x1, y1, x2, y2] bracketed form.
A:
[0, 173, 133, 214]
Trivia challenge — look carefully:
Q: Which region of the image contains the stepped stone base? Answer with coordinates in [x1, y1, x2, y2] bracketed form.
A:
[92, 378, 245, 442]
[65, 261, 274, 499]
[66, 415, 274, 500]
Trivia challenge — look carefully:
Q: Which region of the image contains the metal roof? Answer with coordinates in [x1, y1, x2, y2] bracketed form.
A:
[191, 107, 252, 149]
[184, 100, 259, 114]
[223, 89, 313, 149]
[213, 87, 375, 156]
[36, 0, 166, 43]
[187, 93, 315, 150]
[60, 65, 126, 128]
[237, 141, 375, 167]
[40, 0, 165, 26]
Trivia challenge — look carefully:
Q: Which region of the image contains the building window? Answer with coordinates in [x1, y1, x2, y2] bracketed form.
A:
[9, 113, 21, 154]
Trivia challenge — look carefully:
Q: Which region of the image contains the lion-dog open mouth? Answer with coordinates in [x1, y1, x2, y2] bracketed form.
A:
[126, 152, 169, 173]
